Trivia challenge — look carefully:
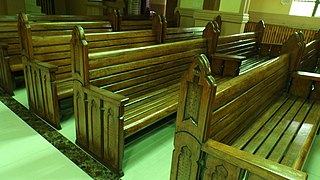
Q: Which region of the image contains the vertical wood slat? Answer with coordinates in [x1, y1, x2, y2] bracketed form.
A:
[88, 95, 102, 157]
[74, 84, 127, 176]
[0, 47, 14, 95]
[25, 60, 61, 129]
[103, 102, 124, 174]
[244, 22, 317, 44]
[74, 83, 88, 148]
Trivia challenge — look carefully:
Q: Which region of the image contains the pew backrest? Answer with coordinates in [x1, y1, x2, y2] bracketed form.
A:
[297, 30, 320, 72]
[0, 15, 21, 71]
[175, 53, 290, 145]
[18, 12, 116, 59]
[216, 20, 265, 58]
[245, 21, 318, 44]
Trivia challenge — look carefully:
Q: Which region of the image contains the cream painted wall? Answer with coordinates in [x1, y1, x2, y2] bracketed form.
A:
[219, 0, 241, 13]
[179, 0, 203, 9]
[249, 0, 291, 14]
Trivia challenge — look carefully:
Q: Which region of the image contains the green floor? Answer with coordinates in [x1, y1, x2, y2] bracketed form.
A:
[0, 87, 319, 179]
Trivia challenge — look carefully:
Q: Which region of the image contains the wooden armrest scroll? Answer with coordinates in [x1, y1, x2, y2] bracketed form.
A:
[34, 61, 58, 73]
[292, 71, 320, 82]
[202, 140, 307, 180]
[212, 53, 246, 62]
[87, 85, 129, 105]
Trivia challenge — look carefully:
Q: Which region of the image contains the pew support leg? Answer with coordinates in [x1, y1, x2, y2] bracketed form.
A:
[74, 83, 128, 176]
[0, 47, 14, 95]
[24, 60, 61, 129]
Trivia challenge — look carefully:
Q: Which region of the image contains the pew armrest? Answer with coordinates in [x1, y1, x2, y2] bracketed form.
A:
[212, 53, 246, 62]
[292, 71, 320, 82]
[202, 140, 307, 180]
[33, 60, 59, 73]
[87, 85, 129, 104]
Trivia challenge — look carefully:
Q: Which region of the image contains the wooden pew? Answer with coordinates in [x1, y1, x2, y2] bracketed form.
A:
[170, 35, 320, 179]
[20, 10, 220, 129]
[0, 15, 22, 95]
[245, 21, 318, 44]
[117, 9, 156, 31]
[295, 30, 320, 73]
[211, 20, 285, 77]
[0, 12, 118, 96]
[18, 12, 119, 129]
[71, 21, 220, 176]
[161, 15, 222, 43]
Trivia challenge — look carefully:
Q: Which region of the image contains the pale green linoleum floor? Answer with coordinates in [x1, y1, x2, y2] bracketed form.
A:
[2, 87, 319, 179]
[0, 100, 91, 179]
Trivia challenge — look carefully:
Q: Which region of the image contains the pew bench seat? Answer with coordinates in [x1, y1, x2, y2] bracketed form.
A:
[212, 53, 274, 76]
[231, 95, 320, 171]
[171, 50, 320, 179]
[123, 83, 179, 136]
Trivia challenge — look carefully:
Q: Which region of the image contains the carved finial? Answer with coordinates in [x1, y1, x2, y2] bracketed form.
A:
[152, 15, 162, 43]
[281, 32, 306, 71]
[215, 15, 222, 31]
[174, 10, 181, 27]
[72, 25, 86, 44]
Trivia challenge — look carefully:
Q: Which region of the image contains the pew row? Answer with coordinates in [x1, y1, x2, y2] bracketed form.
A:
[294, 31, 320, 73]
[19, 10, 164, 129]
[71, 22, 220, 176]
[161, 15, 221, 43]
[0, 9, 159, 96]
[0, 15, 22, 95]
[245, 21, 318, 44]
[20, 12, 221, 129]
[170, 52, 320, 179]
[212, 20, 285, 77]
[0, 12, 117, 96]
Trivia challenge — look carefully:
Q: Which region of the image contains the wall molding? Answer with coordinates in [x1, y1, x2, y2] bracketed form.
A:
[249, 11, 320, 30]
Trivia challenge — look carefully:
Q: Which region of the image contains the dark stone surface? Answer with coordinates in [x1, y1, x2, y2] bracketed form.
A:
[0, 89, 119, 180]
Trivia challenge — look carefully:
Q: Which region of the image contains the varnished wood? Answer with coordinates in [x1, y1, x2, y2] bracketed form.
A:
[19, 12, 117, 129]
[202, 140, 307, 180]
[0, 15, 21, 95]
[73, 22, 219, 176]
[170, 40, 319, 179]
[20, 12, 166, 129]
[211, 20, 280, 76]
[245, 21, 318, 44]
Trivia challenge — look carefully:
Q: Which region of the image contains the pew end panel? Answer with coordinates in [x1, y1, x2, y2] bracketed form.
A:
[72, 24, 130, 175]
[290, 71, 320, 100]
[0, 43, 14, 95]
[74, 82, 128, 176]
[171, 54, 217, 180]
[24, 59, 61, 129]
[281, 32, 305, 72]
[298, 37, 320, 72]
